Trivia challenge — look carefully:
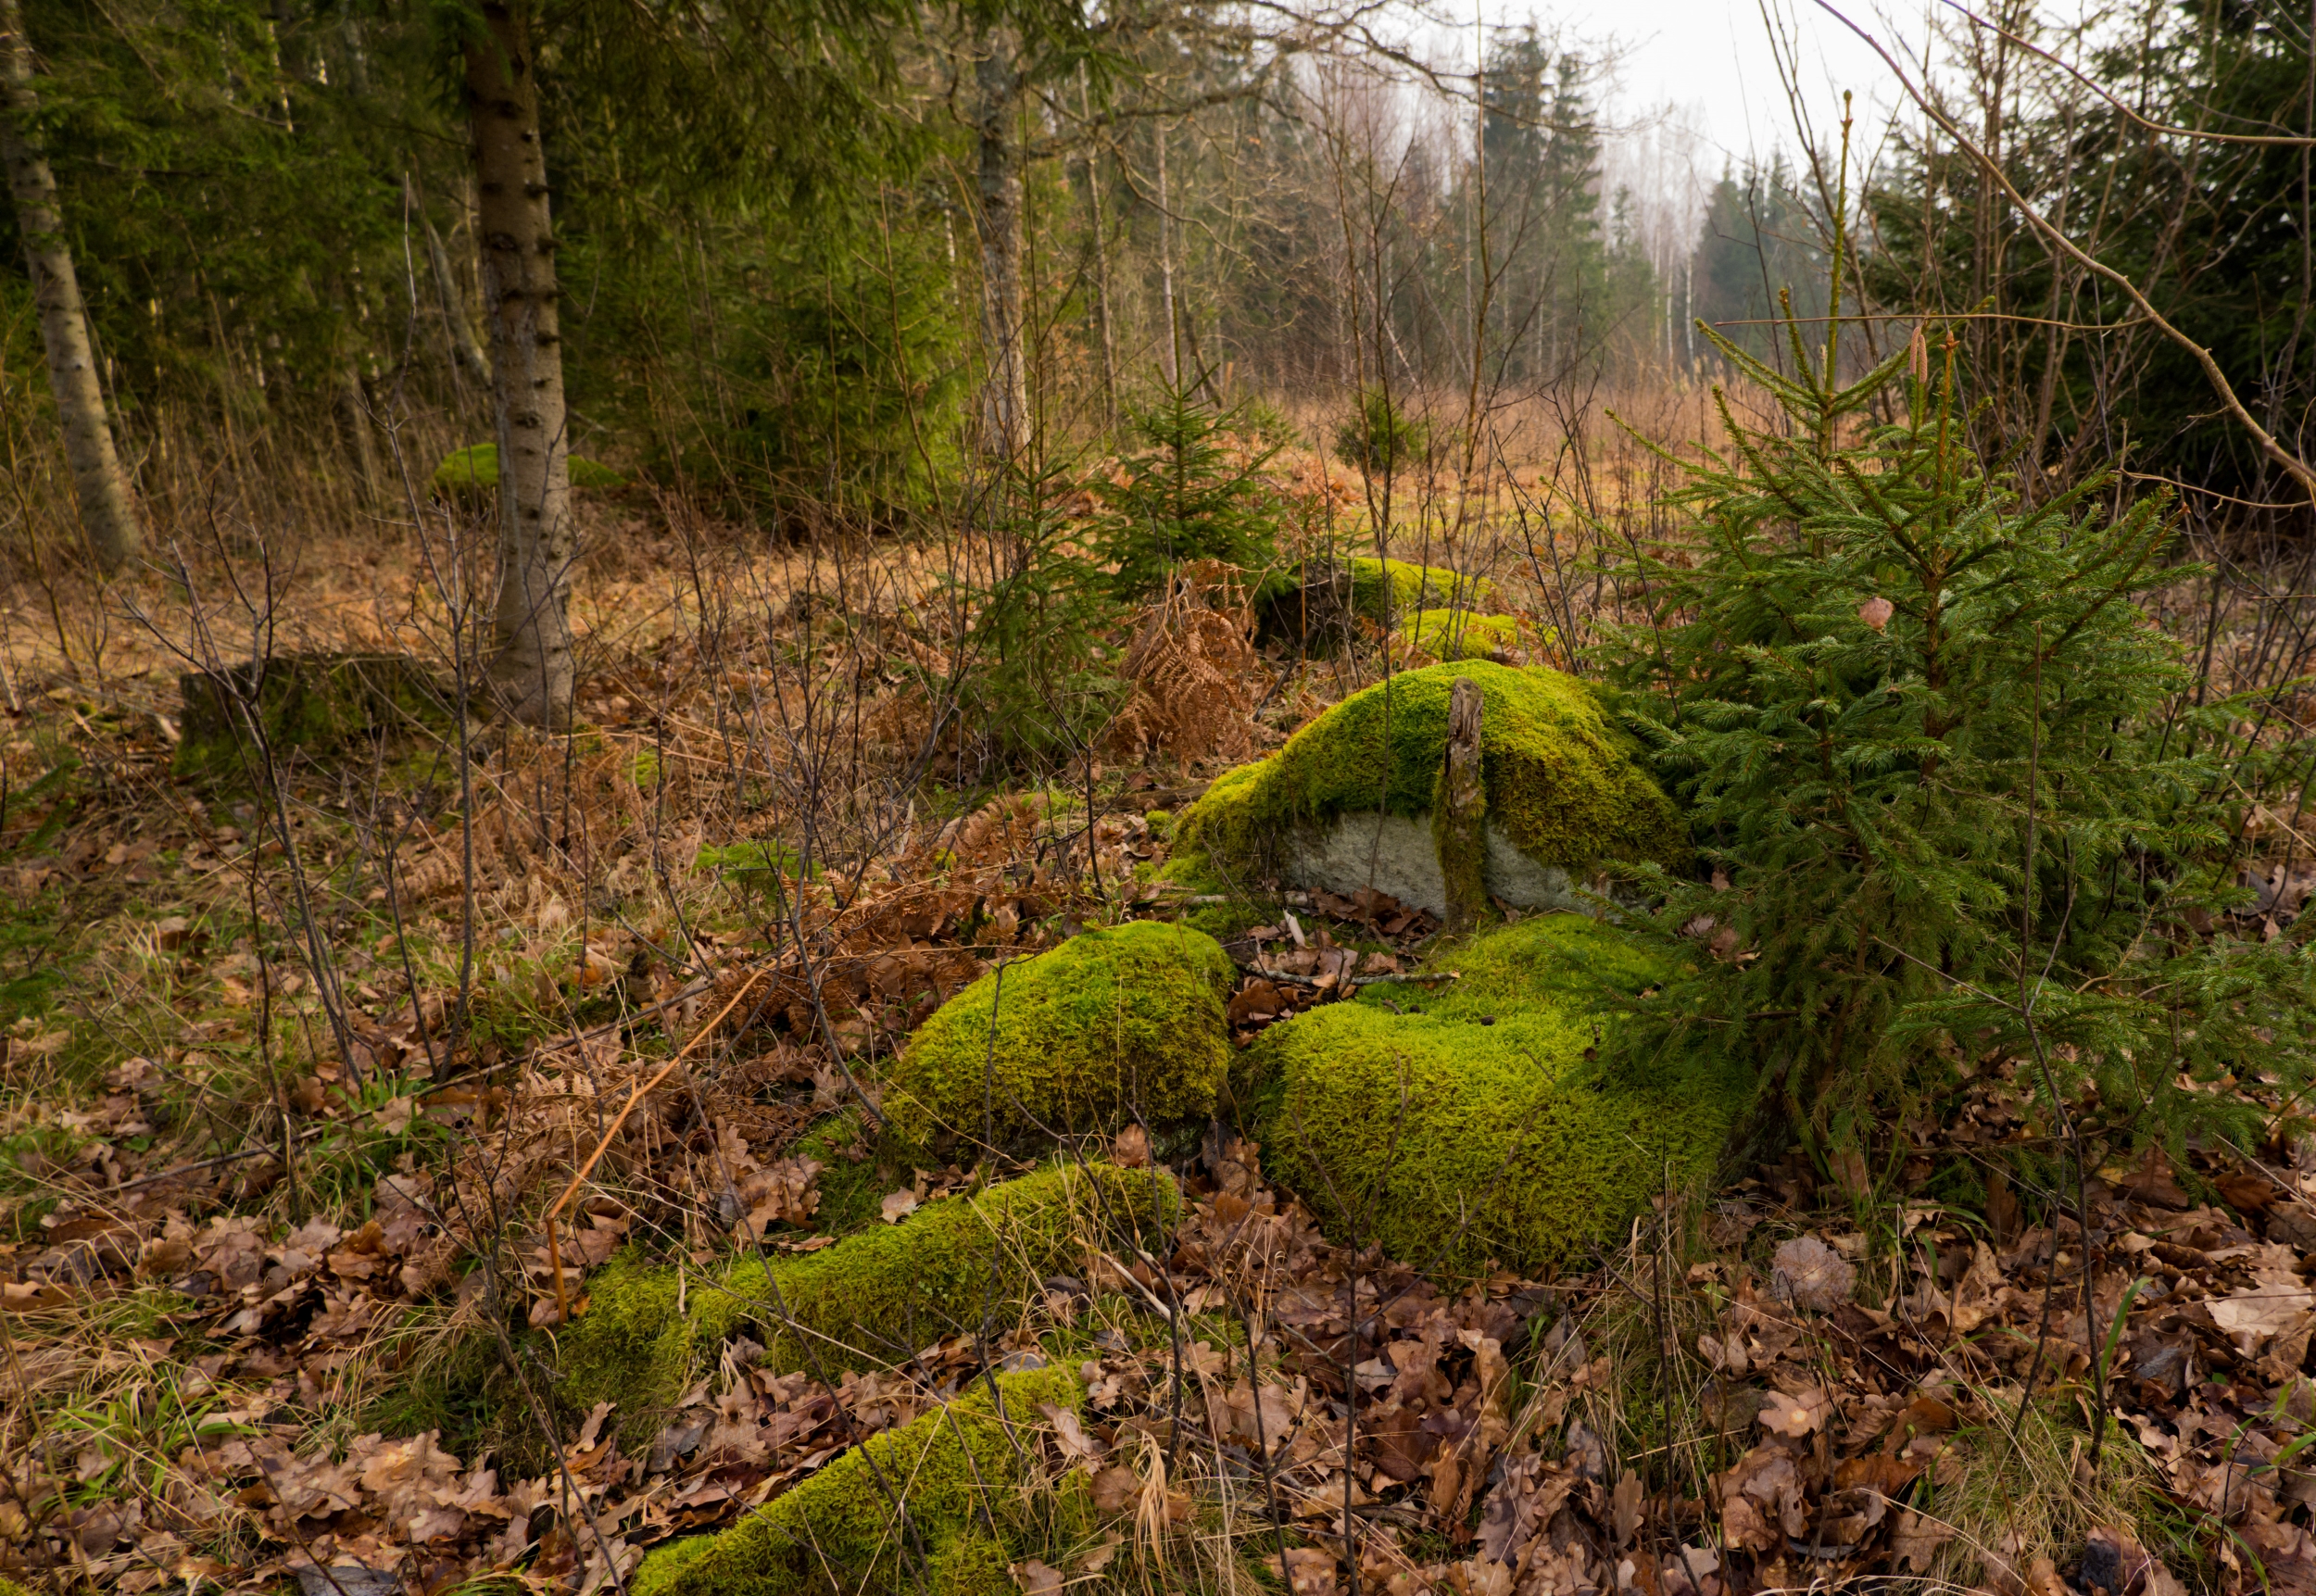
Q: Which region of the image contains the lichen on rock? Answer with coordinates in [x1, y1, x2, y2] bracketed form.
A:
[883, 921, 1235, 1146]
[558, 1162, 1177, 1437]
[634, 1366, 1085, 1596]
[1168, 660, 1688, 915]
[1230, 913, 1748, 1276]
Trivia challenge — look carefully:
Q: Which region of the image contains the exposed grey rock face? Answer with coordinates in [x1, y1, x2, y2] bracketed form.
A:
[1287, 810, 1589, 918]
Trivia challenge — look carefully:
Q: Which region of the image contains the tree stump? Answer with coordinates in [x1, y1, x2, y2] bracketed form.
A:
[1433, 674, 1487, 934]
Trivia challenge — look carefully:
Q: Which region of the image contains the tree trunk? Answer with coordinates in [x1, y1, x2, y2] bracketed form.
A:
[0, 0, 142, 575]
[464, 0, 573, 728]
[339, 364, 383, 504]
[973, 25, 1026, 459]
[1433, 676, 1487, 935]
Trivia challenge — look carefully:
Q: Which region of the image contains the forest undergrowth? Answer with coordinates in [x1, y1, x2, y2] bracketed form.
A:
[1, 391, 2314, 1596]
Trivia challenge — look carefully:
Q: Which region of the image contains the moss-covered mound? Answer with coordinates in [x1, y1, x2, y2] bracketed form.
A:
[560, 1162, 1177, 1433]
[1232, 914, 1747, 1276]
[1171, 660, 1687, 895]
[1402, 609, 1523, 660]
[1349, 558, 1492, 622]
[635, 1366, 1084, 1596]
[432, 442, 626, 497]
[885, 922, 1234, 1145]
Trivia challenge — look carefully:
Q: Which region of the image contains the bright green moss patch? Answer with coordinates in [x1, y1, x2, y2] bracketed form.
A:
[1401, 609, 1523, 660]
[432, 442, 626, 496]
[885, 922, 1234, 1145]
[648, 1367, 1084, 1596]
[1171, 661, 1688, 890]
[558, 1163, 1177, 1436]
[1347, 558, 1492, 623]
[1233, 914, 1746, 1276]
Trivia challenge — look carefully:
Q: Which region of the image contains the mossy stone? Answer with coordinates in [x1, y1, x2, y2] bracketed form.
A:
[1231, 913, 1748, 1276]
[558, 1162, 1177, 1437]
[1402, 609, 1523, 660]
[1169, 660, 1688, 902]
[432, 442, 626, 498]
[1349, 558, 1492, 624]
[642, 1366, 1084, 1596]
[175, 651, 455, 782]
[884, 921, 1234, 1146]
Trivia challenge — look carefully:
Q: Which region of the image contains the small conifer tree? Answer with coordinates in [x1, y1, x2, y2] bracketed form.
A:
[1096, 371, 1285, 601]
[1603, 172, 2316, 1170]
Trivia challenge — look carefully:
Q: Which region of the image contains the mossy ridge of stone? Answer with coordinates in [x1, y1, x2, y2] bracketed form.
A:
[176, 651, 455, 781]
[1402, 609, 1523, 661]
[1232, 914, 1748, 1276]
[432, 442, 625, 497]
[636, 1367, 1086, 1596]
[885, 921, 1234, 1146]
[559, 1163, 1177, 1438]
[1168, 660, 1689, 906]
[1348, 558, 1492, 624]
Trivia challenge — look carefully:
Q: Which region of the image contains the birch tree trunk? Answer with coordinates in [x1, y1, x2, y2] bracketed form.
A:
[464, 0, 573, 727]
[0, 0, 142, 574]
[973, 25, 1027, 459]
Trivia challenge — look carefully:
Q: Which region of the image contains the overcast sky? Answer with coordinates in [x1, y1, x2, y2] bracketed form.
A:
[1548, 0, 1910, 166]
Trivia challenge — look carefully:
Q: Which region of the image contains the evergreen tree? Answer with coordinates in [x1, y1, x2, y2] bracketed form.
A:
[1605, 244, 2316, 1164]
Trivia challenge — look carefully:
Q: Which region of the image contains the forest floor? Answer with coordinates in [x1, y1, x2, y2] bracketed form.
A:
[0, 478, 2312, 1596]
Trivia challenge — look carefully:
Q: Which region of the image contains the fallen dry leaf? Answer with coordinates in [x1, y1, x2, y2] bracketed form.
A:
[879, 1188, 918, 1225]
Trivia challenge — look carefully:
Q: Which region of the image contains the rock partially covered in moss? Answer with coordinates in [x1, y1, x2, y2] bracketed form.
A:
[885, 922, 1234, 1145]
[1402, 609, 1524, 661]
[559, 1162, 1177, 1436]
[432, 442, 626, 498]
[1170, 660, 1687, 917]
[1350, 558, 1492, 624]
[176, 651, 454, 782]
[1232, 914, 1747, 1276]
[636, 1366, 1083, 1596]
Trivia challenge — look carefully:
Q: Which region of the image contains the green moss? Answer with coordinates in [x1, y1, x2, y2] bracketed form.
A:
[1401, 609, 1522, 660]
[884, 922, 1234, 1145]
[651, 1367, 1083, 1596]
[1348, 559, 1492, 624]
[1231, 914, 1747, 1276]
[432, 442, 626, 497]
[1171, 661, 1689, 891]
[558, 1163, 1177, 1436]
[174, 652, 453, 782]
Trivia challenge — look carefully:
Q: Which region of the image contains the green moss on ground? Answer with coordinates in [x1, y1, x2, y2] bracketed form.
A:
[885, 922, 1234, 1145]
[1231, 914, 1747, 1276]
[432, 442, 626, 496]
[638, 1366, 1085, 1596]
[1349, 559, 1492, 623]
[1401, 609, 1523, 660]
[559, 1162, 1177, 1436]
[1169, 660, 1688, 891]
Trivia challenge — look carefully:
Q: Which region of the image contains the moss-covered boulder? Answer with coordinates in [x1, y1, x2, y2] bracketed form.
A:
[885, 921, 1234, 1145]
[559, 1162, 1177, 1433]
[1233, 914, 1747, 1276]
[1402, 609, 1523, 660]
[1170, 660, 1686, 917]
[634, 1366, 1083, 1596]
[176, 651, 454, 782]
[1350, 557, 1492, 623]
[432, 442, 626, 498]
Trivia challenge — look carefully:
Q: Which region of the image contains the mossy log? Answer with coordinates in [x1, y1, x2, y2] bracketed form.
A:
[558, 1162, 1177, 1437]
[1167, 660, 1688, 916]
[176, 651, 454, 780]
[432, 441, 625, 498]
[884, 921, 1235, 1146]
[1231, 914, 1748, 1276]
[632, 1366, 1084, 1596]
